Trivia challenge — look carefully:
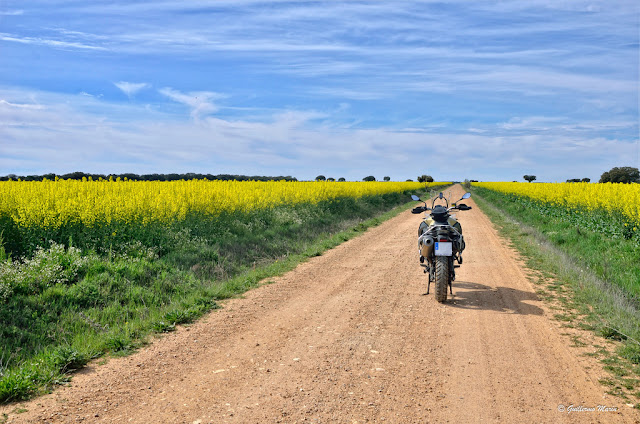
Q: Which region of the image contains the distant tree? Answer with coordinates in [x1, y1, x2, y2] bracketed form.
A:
[406, 179, 413, 182]
[121, 173, 140, 181]
[143, 173, 163, 181]
[363, 176, 376, 182]
[567, 178, 591, 183]
[417, 175, 434, 183]
[383, 176, 390, 181]
[41, 173, 57, 180]
[63, 171, 88, 180]
[315, 175, 326, 181]
[327, 177, 335, 182]
[599, 167, 640, 184]
[523, 175, 537, 183]
[338, 177, 346, 182]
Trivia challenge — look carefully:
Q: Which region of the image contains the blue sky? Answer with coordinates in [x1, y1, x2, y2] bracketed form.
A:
[0, 0, 638, 182]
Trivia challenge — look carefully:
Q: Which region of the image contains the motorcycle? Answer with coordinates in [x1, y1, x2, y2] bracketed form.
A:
[411, 191, 472, 302]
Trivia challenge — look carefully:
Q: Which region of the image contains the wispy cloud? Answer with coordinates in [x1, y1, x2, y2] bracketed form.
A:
[158, 88, 225, 119]
[0, 10, 23, 16]
[0, 32, 107, 50]
[0, 100, 45, 110]
[114, 82, 150, 98]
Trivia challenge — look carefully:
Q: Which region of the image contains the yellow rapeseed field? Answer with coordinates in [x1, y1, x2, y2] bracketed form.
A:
[0, 179, 447, 229]
[473, 182, 640, 225]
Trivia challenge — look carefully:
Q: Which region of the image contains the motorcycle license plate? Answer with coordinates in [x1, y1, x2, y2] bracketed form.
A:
[435, 242, 452, 256]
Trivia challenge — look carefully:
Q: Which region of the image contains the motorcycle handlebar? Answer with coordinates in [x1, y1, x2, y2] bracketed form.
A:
[411, 206, 432, 214]
[412, 203, 471, 215]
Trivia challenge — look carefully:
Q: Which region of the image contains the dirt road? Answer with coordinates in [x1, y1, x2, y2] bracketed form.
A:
[2, 185, 637, 423]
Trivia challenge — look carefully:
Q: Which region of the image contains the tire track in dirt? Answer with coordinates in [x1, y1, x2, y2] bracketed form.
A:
[1, 185, 636, 423]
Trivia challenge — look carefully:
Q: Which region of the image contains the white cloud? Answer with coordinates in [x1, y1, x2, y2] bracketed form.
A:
[0, 100, 45, 110]
[0, 32, 107, 50]
[500, 116, 566, 131]
[493, 116, 638, 137]
[0, 10, 23, 15]
[114, 82, 150, 98]
[158, 88, 225, 119]
[78, 91, 105, 99]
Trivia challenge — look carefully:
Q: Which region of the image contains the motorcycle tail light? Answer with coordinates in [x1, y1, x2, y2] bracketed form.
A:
[439, 238, 448, 242]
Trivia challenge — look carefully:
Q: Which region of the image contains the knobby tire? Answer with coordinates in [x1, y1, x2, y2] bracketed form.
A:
[435, 255, 449, 302]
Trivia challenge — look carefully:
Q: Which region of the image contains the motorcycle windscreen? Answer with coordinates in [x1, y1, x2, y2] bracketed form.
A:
[434, 242, 453, 256]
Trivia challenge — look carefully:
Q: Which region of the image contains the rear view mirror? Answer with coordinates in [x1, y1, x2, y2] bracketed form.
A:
[461, 192, 471, 199]
[411, 195, 420, 201]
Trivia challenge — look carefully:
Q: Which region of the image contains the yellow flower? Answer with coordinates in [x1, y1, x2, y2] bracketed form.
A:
[0, 179, 451, 229]
[472, 181, 640, 226]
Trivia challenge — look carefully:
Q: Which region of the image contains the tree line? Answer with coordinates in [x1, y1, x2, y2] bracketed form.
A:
[315, 176, 394, 182]
[314, 176, 418, 182]
[0, 172, 298, 182]
[522, 167, 639, 184]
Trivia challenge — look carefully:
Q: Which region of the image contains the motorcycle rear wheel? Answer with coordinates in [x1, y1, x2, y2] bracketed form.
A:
[434, 256, 449, 302]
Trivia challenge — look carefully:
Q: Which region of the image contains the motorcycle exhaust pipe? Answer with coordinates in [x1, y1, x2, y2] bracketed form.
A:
[419, 235, 434, 258]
